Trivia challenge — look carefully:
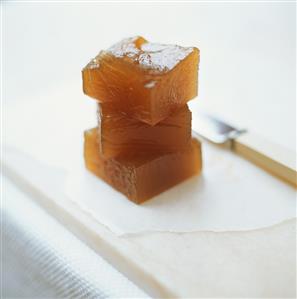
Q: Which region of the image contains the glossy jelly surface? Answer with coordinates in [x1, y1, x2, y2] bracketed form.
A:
[98, 103, 192, 159]
[84, 128, 202, 204]
[82, 36, 199, 125]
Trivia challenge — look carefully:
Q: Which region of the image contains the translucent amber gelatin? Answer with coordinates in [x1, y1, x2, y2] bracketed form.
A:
[98, 103, 192, 158]
[82, 36, 199, 125]
[84, 128, 202, 204]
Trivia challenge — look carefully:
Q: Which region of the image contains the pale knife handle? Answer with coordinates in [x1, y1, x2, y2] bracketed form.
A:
[232, 132, 297, 187]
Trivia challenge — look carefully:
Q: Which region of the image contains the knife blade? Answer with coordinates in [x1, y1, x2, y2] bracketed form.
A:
[192, 112, 296, 187]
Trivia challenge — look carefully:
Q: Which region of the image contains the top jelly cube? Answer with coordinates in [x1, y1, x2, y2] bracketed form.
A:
[82, 36, 199, 125]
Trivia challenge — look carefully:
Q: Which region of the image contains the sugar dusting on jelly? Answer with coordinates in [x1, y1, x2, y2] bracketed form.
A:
[140, 43, 193, 72]
[144, 81, 157, 89]
[107, 37, 194, 73]
[107, 36, 141, 58]
[86, 56, 100, 69]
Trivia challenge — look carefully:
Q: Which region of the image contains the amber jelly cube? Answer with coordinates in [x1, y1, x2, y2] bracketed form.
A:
[82, 36, 199, 125]
[84, 128, 202, 204]
[98, 103, 192, 159]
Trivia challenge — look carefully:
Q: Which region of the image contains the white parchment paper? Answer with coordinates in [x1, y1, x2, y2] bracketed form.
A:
[64, 141, 296, 235]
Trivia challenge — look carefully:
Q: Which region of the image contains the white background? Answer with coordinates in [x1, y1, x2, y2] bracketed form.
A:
[3, 1, 296, 150]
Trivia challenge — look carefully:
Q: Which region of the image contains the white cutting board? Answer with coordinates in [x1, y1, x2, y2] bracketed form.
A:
[3, 86, 296, 297]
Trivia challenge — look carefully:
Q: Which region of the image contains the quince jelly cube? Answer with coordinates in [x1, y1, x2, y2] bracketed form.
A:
[82, 36, 199, 125]
[84, 128, 202, 204]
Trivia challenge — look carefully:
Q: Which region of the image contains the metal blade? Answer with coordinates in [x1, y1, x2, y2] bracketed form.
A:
[192, 112, 246, 144]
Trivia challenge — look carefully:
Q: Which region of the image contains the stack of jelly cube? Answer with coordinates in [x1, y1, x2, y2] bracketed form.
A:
[82, 36, 202, 204]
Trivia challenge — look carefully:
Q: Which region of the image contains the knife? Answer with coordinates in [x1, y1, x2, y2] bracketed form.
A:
[192, 112, 296, 187]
